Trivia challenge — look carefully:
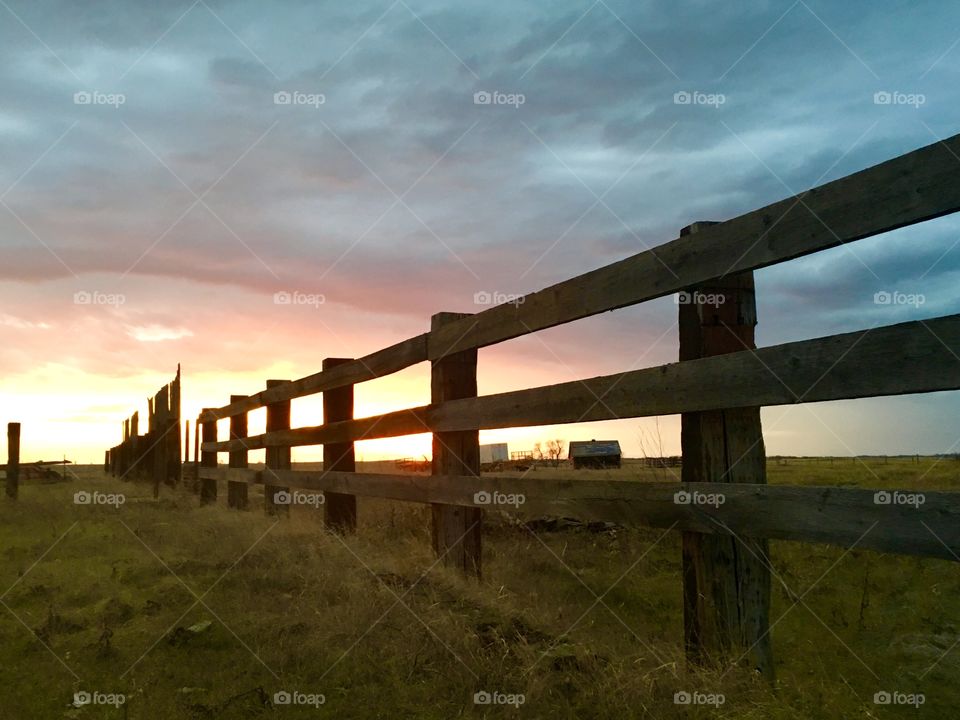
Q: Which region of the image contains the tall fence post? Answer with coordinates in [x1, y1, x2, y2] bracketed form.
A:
[184, 419, 191, 475]
[264, 379, 291, 516]
[678, 221, 773, 681]
[227, 395, 249, 510]
[430, 312, 482, 578]
[323, 358, 356, 533]
[193, 417, 201, 493]
[6, 423, 20, 500]
[200, 408, 218, 505]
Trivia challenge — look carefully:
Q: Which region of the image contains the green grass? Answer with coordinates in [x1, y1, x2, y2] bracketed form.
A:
[0, 458, 958, 718]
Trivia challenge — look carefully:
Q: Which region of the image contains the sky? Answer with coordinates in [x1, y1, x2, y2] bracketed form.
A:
[1, 0, 958, 464]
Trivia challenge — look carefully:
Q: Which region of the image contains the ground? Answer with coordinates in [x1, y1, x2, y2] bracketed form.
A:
[0, 458, 957, 718]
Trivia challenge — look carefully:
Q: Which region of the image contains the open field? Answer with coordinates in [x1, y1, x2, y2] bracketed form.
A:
[0, 458, 958, 718]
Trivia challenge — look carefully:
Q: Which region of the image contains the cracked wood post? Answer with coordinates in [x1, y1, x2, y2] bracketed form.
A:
[264, 379, 291, 516]
[153, 386, 168, 498]
[227, 395, 249, 510]
[430, 312, 482, 578]
[200, 408, 218, 505]
[323, 358, 357, 532]
[193, 416, 201, 493]
[6, 423, 19, 500]
[679, 220, 773, 682]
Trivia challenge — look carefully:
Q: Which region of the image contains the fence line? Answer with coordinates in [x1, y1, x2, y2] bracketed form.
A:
[106, 366, 182, 496]
[122, 132, 960, 680]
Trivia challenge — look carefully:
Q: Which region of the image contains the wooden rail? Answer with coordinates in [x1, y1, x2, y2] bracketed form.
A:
[197, 467, 960, 562]
[121, 133, 960, 681]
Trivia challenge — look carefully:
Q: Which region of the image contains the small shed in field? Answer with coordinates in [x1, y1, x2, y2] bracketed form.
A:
[480, 443, 509, 464]
[569, 440, 622, 469]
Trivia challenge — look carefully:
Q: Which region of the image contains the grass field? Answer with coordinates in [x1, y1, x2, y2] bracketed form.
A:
[0, 458, 957, 718]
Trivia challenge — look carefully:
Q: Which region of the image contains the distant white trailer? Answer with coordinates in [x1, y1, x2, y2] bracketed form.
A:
[479, 443, 509, 464]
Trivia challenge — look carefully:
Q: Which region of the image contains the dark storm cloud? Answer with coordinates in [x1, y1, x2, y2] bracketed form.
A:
[1, 2, 959, 415]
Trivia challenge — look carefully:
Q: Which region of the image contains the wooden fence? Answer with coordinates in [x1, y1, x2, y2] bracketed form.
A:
[106, 366, 182, 497]
[177, 133, 960, 679]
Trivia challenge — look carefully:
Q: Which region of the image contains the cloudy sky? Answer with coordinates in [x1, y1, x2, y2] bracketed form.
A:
[1, 0, 958, 463]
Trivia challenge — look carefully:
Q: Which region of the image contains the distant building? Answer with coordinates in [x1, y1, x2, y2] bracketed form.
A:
[569, 440, 622, 469]
[480, 443, 509, 464]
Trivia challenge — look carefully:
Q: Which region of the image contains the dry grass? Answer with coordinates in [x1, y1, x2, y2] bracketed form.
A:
[0, 458, 957, 718]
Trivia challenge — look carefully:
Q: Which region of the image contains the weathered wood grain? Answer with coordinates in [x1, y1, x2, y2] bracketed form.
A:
[195, 468, 960, 561]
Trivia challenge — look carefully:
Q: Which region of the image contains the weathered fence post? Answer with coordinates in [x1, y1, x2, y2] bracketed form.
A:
[104, 450, 110, 474]
[6, 423, 20, 500]
[193, 417, 200, 493]
[184, 420, 191, 474]
[153, 386, 169, 498]
[678, 221, 773, 681]
[227, 395, 249, 510]
[200, 408, 218, 505]
[264, 380, 291, 516]
[323, 358, 356, 532]
[430, 312, 482, 578]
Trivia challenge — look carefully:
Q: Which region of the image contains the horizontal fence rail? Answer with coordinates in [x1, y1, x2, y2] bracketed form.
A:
[202, 314, 960, 453]
[198, 467, 960, 562]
